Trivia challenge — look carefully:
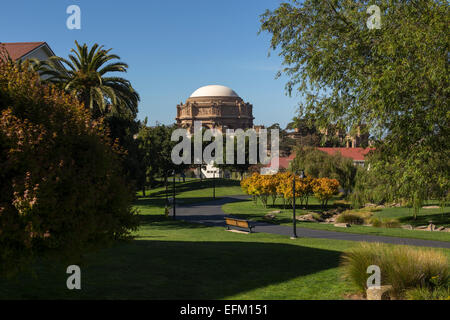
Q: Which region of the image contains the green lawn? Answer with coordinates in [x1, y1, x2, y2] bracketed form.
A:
[1, 180, 448, 300]
[3, 214, 448, 300]
[0, 215, 357, 299]
[222, 198, 450, 242]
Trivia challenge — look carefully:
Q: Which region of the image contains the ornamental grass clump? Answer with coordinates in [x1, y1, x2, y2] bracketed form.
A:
[336, 212, 367, 225]
[370, 217, 401, 228]
[341, 243, 449, 299]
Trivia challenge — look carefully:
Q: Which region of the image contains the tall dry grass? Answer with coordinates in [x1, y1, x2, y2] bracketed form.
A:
[340, 243, 449, 298]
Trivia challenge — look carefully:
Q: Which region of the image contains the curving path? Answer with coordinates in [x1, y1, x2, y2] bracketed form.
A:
[173, 195, 450, 249]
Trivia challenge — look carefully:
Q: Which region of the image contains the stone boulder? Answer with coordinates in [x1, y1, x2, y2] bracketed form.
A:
[401, 225, 413, 230]
[325, 216, 337, 223]
[364, 203, 377, 208]
[366, 285, 393, 300]
[296, 213, 323, 222]
[334, 223, 351, 228]
[264, 213, 276, 221]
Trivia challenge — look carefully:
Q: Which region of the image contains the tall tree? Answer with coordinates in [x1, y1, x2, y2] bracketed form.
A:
[260, 0, 449, 211]
[36, 41, 140, 118]
[260, 0, 448, 152]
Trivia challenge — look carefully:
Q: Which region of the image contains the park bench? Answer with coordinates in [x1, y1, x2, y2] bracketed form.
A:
[224, 217, 255, 233]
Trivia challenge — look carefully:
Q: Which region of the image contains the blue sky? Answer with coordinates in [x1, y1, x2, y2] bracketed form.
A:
[1, 0, 302, 127]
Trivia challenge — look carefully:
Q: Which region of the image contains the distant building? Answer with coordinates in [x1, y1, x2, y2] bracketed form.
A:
[316, 147, 374, 167]
[286, 123, 370, 148]
[177, 85, 262, 179]
[266, 147, 374, 170]
[176, 85, 254, 134]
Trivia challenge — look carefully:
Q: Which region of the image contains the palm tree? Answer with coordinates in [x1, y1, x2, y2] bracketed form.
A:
[37, 41, 139, 118]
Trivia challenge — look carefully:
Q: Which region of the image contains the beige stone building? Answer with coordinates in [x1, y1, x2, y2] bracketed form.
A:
[176, 85, 254, 133]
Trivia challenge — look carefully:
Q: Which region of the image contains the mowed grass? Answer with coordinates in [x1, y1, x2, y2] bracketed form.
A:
[135, 178, 244, 215]
[0, 215, 363, 300]
[2, 179, 448, 300]
[222, 198, 450, 242]
[4, 215, 448, 300]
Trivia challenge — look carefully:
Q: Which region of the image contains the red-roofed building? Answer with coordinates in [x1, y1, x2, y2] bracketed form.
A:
[266, 147, 375, 171]
[0, 42, 56, 62]
[317, 147, 374, 167]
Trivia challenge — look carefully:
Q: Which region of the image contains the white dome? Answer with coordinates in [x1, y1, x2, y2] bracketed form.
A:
[190, 85, 239, 98]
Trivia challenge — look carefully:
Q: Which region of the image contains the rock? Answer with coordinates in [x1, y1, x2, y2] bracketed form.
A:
[422, 205, 440, 209]
[325, 216, 337, 223]
[401, 225, 413, 230]
[415, 225, 428, 230]
[426, 223, 436, 231]
[366, 285, 393, 300]
[334, 223, 351, 228]
[296, 213, 323, 222]
[364, 203, 377, 208]
[443, 228, 450, 232]
[269, 210, 281, 214]
[389, 203, 401, 207]
[436, 226, 445, 231]
[264, 214, 276, 220]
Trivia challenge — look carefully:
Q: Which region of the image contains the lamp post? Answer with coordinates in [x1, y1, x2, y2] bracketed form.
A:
[212, 169, 216, 200]
[172, 170, 176, 220]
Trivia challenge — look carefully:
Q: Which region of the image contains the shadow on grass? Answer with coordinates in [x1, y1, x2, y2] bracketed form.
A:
[137, 214, 209, 230]
[140, 179, 241, 199]
[399, 212, 450, 227]
[0, 239, 342, 300]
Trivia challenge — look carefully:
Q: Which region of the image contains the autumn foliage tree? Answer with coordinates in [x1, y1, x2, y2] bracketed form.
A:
[241, 172, 339, 209]
[0, 58, 138, 275]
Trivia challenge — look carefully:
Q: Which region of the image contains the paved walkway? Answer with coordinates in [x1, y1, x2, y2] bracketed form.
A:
[173, 195, 450, 249]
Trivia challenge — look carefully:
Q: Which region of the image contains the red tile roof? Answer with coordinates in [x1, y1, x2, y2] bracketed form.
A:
[0, 42, 46, 60]
[266, 147, 374, 169]
[317, 147, 374, 161]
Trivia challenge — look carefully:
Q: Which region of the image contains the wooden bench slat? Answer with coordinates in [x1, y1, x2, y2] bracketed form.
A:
[224, 217, 254, 233]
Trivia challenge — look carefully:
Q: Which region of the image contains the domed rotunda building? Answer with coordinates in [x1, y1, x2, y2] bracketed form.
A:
[176, 85, 254, 133]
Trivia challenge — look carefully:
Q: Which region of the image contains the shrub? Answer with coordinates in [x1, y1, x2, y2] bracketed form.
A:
[341, 243, 449, 298]
[405, 286, 450, 300]
[370, 217, 401, 228]
[0, 59, 138, 275]
[336, 212, 366, 225]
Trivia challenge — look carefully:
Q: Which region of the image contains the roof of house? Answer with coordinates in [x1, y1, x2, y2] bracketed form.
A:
[266, 147, 374, 169]
[317, 147, 374, 161]
[0, 42, 47, 60]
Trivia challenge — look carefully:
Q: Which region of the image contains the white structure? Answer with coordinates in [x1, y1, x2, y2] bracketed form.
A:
[189, 85, 239, 98]
[201, 161, 221, 179]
